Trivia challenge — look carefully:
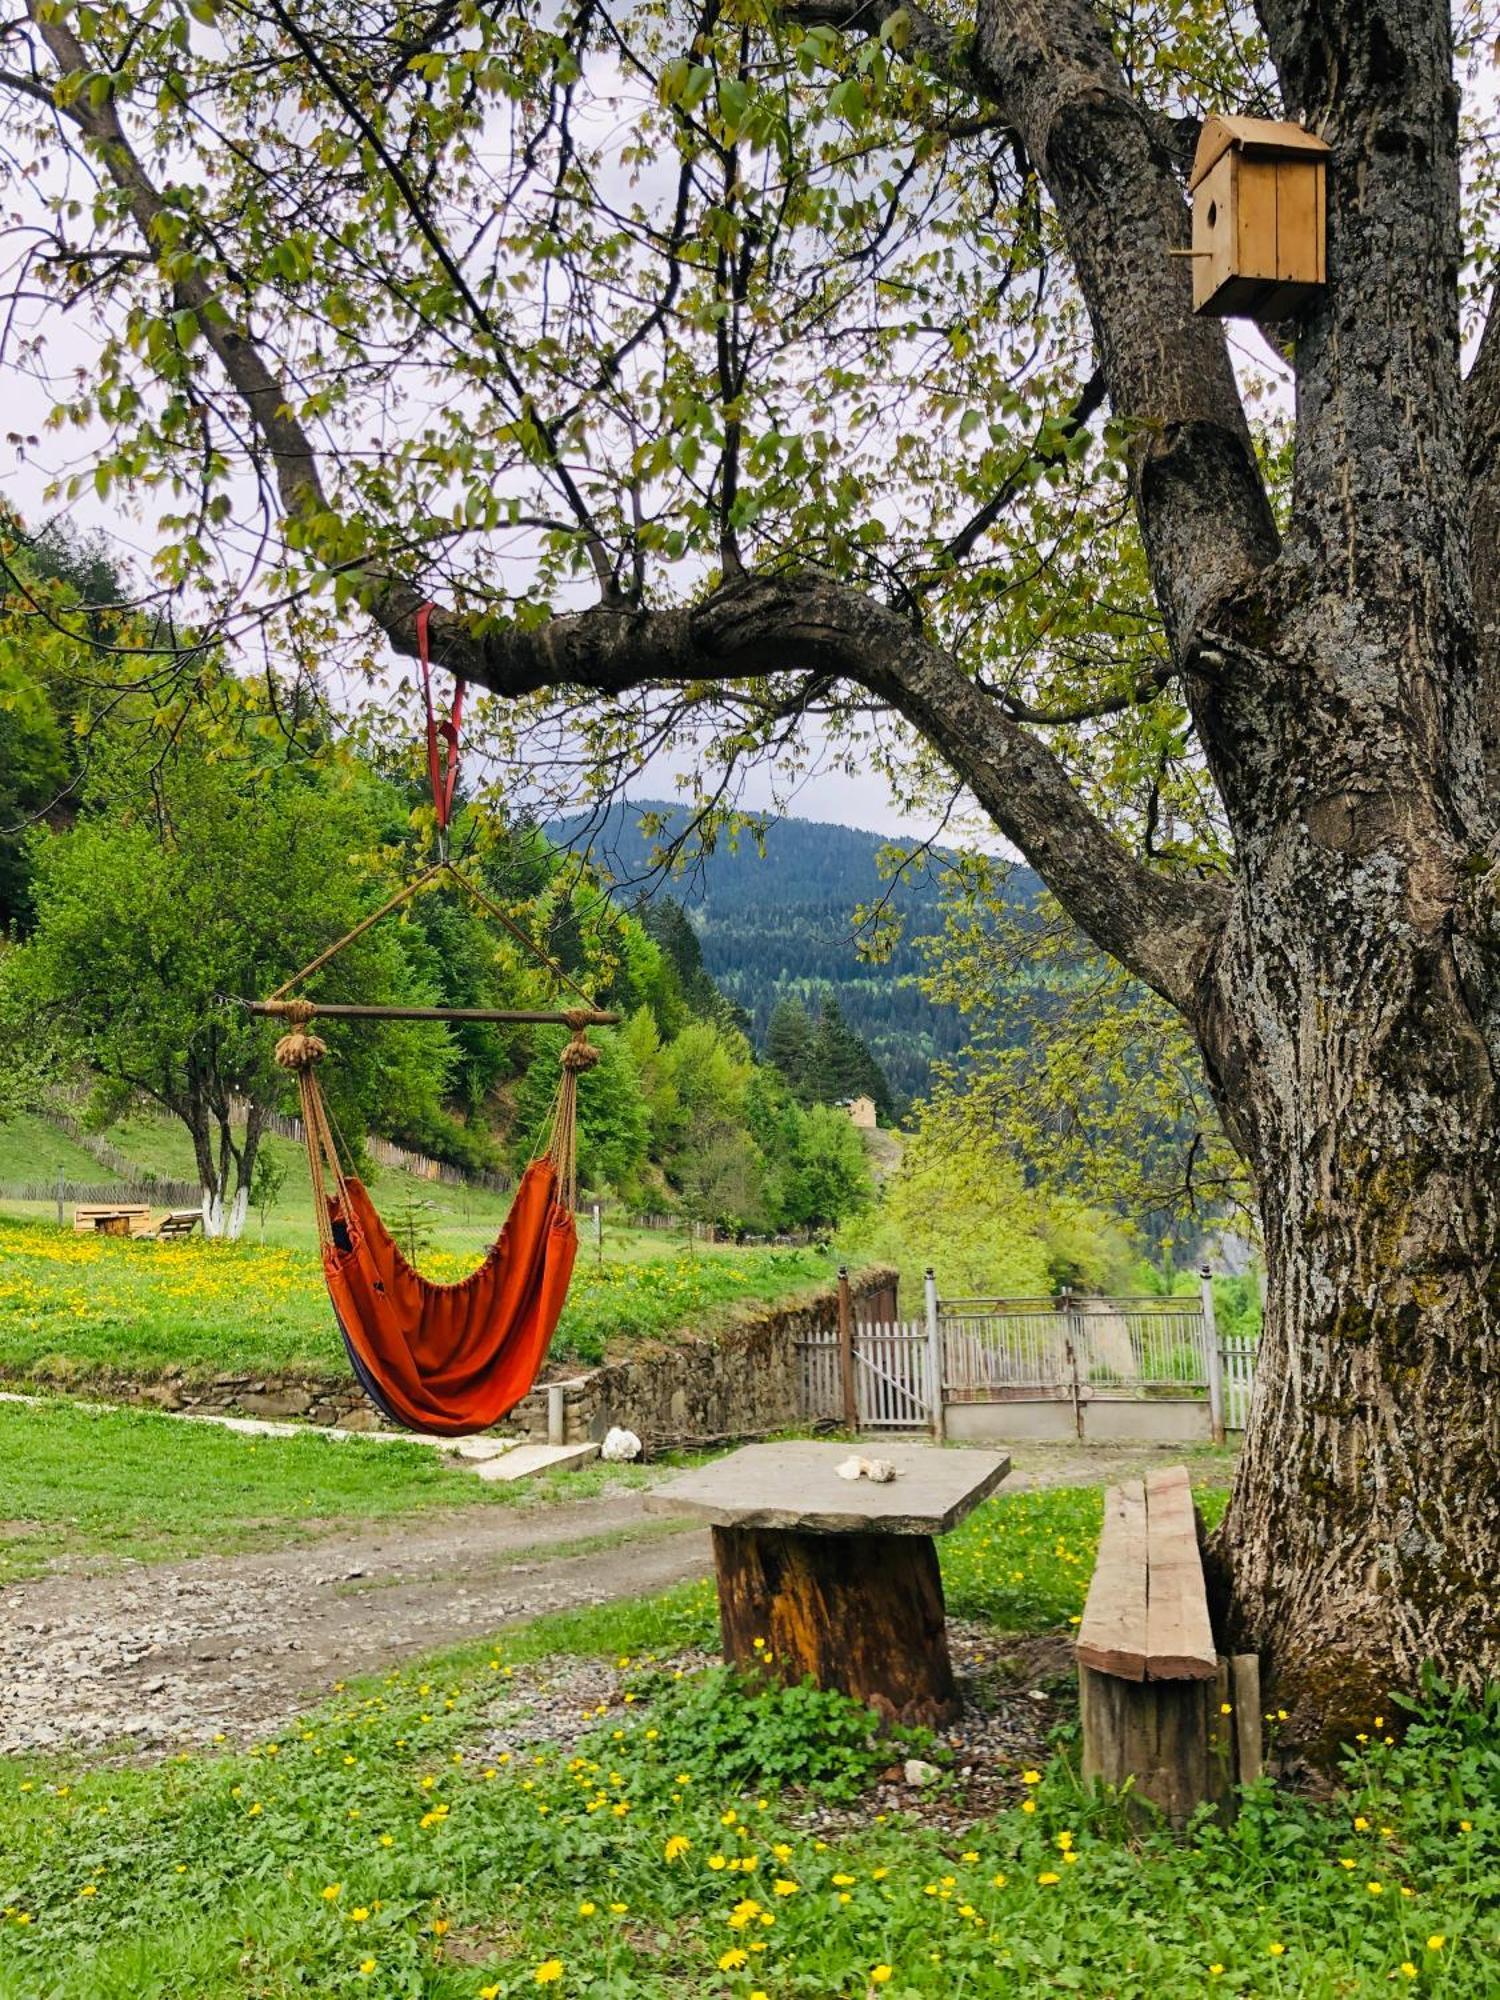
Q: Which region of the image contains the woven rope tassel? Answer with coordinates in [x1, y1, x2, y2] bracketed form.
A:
[545, 1028, 599, 1212]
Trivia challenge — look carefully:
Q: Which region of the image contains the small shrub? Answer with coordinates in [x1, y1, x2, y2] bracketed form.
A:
[597, 1667, 931, 1799]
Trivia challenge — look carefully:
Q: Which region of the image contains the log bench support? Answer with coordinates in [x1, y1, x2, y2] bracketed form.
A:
[1076, 1466, 1262, 1826]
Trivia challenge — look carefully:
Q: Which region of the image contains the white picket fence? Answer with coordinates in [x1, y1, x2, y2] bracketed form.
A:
[797, 1293, 1260, 1435]
[853, 1320, 934, 1430]
[1220, 1330, 1258, 1430]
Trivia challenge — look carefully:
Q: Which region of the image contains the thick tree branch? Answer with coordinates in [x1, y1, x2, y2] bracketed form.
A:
[1467, 292, 1500, 781]
[23, 2, 621, 598]
[968, 0, 1279, 677]
[26, 3, 326, 528]
[1247, 2, 1477, 810]
[415, 571, 1226, 1012]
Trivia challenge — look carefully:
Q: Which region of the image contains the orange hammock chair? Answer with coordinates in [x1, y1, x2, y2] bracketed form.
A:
[254, 610, 614, 1436]
[272, 1000, 597, 1436]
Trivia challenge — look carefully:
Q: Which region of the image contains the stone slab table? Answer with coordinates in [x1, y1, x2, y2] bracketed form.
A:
[644, 1440, 1010, 1725]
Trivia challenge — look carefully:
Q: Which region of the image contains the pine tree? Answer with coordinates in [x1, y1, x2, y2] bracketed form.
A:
[764, 996, 814, 1092]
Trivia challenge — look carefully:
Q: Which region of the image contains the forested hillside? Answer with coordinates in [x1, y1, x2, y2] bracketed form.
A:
[551, 802, 1043, 1103]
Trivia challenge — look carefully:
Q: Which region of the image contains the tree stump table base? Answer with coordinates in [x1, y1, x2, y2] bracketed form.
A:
[713, 1523, 959, 1727]
[645, 1440, 1011, 1729]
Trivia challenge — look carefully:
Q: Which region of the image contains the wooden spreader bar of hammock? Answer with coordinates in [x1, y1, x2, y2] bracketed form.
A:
[250, 1001, 618, 1026]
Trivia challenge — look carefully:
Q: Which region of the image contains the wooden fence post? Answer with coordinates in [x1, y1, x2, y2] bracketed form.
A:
[1201, 1265, 1225, 1445]
[924, 1268, 945, 1442]
[836, 1267, 858, 1431]
[55, 1169, 64, 1229]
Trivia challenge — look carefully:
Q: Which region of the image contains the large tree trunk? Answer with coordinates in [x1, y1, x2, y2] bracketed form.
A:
[1208, 866, 1500, 1747]
[1190, 1, 1500, 1738]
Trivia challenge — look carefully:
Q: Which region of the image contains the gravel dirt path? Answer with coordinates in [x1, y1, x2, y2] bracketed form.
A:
[2, 1442, 1233, 1758]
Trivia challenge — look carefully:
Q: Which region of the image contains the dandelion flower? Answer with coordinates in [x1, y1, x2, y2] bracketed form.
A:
[871, 1971, 893, 1987]
[719, 1947, 749, 1970]
[1038, 1871, 1060, 1886]
[534, 1960, 564, 1985]
[322, 1884, 342, 1901]
[1268, 1941, 1285, 1956]
[1427, 1936, 1446, 1952]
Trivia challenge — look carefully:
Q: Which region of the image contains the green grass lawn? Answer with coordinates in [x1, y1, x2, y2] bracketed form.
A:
[0, 1397, 678, 1585]
[0, 1113, 123, 1191]
[1, 1483, 1495, 1997]
[0, 1203, 835, 1385]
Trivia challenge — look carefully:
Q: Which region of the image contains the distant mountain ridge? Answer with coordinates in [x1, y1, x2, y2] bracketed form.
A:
[549, 802, 1042, 1104]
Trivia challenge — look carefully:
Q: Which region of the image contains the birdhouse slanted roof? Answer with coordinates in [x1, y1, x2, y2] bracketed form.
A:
[1189, 115, 1330, 192]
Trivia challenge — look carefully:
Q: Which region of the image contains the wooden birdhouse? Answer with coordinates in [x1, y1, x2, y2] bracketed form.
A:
[1187, 115, 1330, 319]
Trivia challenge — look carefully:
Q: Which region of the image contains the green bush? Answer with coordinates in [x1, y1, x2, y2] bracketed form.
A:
[599, 1668, 929, 1801]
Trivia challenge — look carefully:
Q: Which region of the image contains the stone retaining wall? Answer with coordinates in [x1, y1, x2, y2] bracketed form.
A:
[508, 1268, 898, 1449]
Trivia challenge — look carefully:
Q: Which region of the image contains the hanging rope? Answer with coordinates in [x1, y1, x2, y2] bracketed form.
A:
[415, 602, 466, 836]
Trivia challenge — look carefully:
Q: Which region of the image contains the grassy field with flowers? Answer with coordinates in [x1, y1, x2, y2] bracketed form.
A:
[1, 1481, 1495, 1998]
[0, 1209, 835, 1387]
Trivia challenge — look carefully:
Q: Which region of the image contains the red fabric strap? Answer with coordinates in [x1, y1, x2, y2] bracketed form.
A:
[415, 602, 467, 830]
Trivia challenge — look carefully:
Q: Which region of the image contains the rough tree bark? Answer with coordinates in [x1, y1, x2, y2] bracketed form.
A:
[16, 0, 1500, 1744]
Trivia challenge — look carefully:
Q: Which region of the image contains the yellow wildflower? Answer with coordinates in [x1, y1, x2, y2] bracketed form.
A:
[719, 1947, 749, 1970]
[664, 1835, 690, 1863]
[871, 1971, 893, 1987]
[534, 1960, 564, 1985]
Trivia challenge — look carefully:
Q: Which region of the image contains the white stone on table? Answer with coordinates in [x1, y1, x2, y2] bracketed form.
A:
[643, 1439, 1010, 1536]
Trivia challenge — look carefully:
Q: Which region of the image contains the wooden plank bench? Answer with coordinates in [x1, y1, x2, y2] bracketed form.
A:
[1077, 1465, 1262, 1823]
[153, 1209, 203, 1241]
[73, 1204, 153, 1237]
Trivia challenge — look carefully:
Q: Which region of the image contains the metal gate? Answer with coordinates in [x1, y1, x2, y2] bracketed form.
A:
[795, 1275, 1256, 1439]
